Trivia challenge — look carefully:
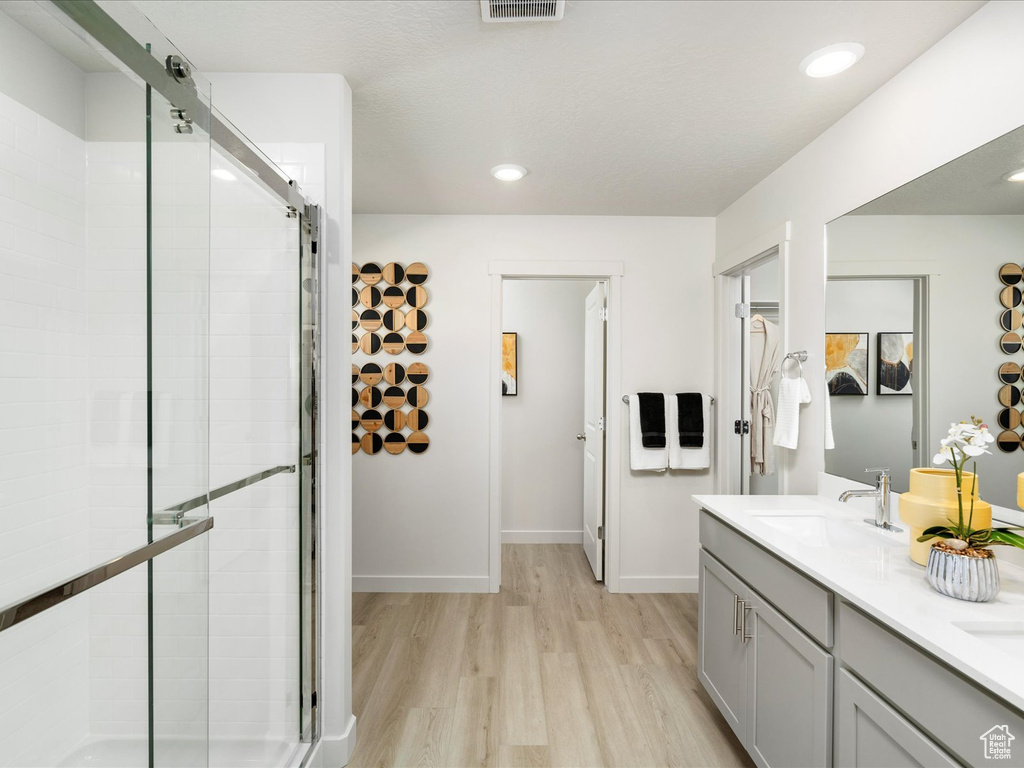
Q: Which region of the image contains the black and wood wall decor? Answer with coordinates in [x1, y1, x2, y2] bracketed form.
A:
[997, 263, 1024, 452]
[352, 262, 431, 454]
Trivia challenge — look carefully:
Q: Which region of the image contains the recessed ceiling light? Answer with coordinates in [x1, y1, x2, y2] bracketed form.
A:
[1005, 168, 1024, 182]
[800, 43, 865, 78]
[491, 164, 527, 182]
[212, 168, 236, 181]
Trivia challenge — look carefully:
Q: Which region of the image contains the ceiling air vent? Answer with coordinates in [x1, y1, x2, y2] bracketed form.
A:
[480, 0, 565, 23]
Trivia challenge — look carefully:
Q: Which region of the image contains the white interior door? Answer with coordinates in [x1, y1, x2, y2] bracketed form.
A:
[740, 275, 752, 494]
[582, 282, 606, 580]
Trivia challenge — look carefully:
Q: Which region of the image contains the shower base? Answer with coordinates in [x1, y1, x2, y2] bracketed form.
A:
[57, 735, 303, 768]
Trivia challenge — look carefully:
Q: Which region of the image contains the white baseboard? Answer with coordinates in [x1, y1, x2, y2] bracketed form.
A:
[321, 714, 356, 767]
[353, 575, 490, 593]
[501, 530, 583, 544]
[617, 576, 698, 593]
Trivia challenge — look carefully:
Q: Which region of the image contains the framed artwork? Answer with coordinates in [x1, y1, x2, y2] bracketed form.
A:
[825, 332, 868, 396]
[877, 332, 913, 395]
[502, 332, 517, 396]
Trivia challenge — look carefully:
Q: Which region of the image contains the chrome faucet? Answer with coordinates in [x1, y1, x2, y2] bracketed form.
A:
[839, 467, 903, 532]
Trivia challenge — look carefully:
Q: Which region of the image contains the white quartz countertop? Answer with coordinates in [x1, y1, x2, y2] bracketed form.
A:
[693, 493, 1024, 712]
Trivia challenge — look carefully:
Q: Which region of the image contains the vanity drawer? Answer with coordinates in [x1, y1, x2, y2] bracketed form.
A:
[839, 601, 1024, 767]
[699, 509, 833, 648]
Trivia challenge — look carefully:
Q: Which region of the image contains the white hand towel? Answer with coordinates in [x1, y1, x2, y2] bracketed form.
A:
[668, 394, 711, 470]
[629, 395, 667, 472]
[773, 377, 811, 450]
[824, 388, 835, 450]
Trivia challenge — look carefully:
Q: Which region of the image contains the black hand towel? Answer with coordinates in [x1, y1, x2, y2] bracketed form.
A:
[676, 393, 704, 448]
[637, 392, 666, 448]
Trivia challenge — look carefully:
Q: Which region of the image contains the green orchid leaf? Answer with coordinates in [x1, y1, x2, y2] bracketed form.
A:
[987, 529, 1024, 549]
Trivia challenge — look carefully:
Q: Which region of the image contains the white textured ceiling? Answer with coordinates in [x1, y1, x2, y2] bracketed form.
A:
[851, 124, 1024, 216]
[131, 0, 984, 216]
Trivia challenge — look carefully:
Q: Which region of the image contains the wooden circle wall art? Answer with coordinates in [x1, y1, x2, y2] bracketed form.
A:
[360, 363, 383, 386]
[406, 332, 428, 355]
[360, 309, 382, 332]
[384, 433, 407, 455]
[361, 432, 383, 455]
[1001, 286, 1022, 309]
[383, 308, 406, 331]
[997, 429, 1021, 453]
[360, 332, 382, 355]
[408, 431, 429, 454]
[1001, 309, 1022, 332]
[360, 262, 383, 286]
[360, 409, 384, 432]
[407, 363, 429, 385]
[999, 362, 1022, 384]
[1001, 332, 1022, 354]
[406, 262, 428, 285]
[998, 408, 1022, 431]
[384, 363, 406, 386]
[384, 409, 406, 431]
[999, 384, 1021, 408]
[383, 262, 405, 285]
[405, 309, 428, 332]
[382, 332, 405, 355]
[407, 408, 429, 431]
[382, 287, 406, 310]
[406, 286, 428, 308]
[359, 386, 383, 409]
[407, 385, 430, 408]
[999, 263, 1023, 285]
[351, 259, 431, 456]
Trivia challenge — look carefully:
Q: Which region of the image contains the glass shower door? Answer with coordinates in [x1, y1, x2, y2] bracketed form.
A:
[147, 54, 212, 768]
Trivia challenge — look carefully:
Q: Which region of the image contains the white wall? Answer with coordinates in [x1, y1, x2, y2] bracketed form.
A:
[208, 73, 356, 765]
[715, 1, 1024, 493]
[501, 279, 595, 543]
[824, 278, 915, 493]
[828, 216, 1024, 509]
[353, 215, 716, 593]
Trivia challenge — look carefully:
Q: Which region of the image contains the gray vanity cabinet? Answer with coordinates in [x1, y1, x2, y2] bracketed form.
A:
[746, 595, 833, 768]
[698, 549, 750, 743]
[835, 670, 958, 768]
[699, 549, 833, 767]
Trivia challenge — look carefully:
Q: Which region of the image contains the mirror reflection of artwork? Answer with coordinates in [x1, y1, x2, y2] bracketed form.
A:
[877, 332, 913, 395]
[825, 333, 868, 395]
[502, 332, 517, 396]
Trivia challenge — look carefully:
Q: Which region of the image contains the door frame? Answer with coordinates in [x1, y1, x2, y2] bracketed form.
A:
[713, 223, 791, 495]
[487, 261, 625, 593]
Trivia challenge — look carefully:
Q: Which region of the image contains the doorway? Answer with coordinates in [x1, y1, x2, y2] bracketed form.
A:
[487, 262, 624, 592]
[500, 279, 604, 576]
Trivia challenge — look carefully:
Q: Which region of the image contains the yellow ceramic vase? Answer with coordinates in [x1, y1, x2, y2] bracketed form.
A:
[900, 468, 991, 566]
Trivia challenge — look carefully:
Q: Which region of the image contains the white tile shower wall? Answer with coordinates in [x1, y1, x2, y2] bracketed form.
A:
[0, 90, 91, 766]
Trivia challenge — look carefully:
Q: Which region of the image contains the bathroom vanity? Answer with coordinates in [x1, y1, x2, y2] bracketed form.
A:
[694, 494, 1024, 768]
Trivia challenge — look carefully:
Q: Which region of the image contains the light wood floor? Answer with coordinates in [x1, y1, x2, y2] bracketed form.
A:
[350, 544, 753, 768]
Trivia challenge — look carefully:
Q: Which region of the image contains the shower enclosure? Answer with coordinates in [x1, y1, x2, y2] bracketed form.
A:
[0, 2, 322, 766]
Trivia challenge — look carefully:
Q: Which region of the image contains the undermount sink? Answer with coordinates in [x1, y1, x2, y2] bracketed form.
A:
[751, 513, 903, 549]
[953, 622, 1024, 655]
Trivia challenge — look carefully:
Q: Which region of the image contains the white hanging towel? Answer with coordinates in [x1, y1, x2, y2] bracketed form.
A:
[773, 376, 812, 450]
[629, 395, 668, 471]
[668, 394, 711, 470]
[824, 388, 836, 450]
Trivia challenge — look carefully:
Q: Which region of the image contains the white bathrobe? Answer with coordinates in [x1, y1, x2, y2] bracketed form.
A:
[750, 315, 781, 476]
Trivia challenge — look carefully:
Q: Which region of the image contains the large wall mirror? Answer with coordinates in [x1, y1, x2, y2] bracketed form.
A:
[825, 124, 1024, 518]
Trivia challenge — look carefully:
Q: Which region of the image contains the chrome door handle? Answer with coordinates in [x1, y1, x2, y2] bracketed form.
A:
[576, 433, 586, 441]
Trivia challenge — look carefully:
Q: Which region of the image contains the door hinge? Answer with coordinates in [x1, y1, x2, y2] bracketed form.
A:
[311, 691, 317, 708]
[597, 525, 604, 540]
[734, 419, 750, 435]
[597, 416, 605, 431]
[735, 302, 750, 318]
[599, 306, 608, 322]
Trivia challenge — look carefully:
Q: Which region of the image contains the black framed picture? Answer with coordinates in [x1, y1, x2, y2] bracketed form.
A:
[502, 332, 517, 396]
[825, 332, 868, 395]
[877, 332, 913, 395]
